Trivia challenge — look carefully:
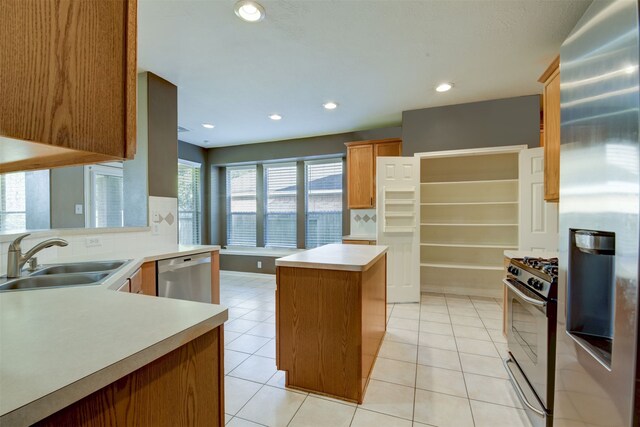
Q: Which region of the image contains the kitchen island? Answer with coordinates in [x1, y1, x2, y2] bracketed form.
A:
[275, 243, 387, 403]
[0, 245, 227, 426]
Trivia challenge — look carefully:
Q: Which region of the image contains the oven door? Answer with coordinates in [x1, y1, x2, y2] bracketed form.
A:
[504, 277, 550, 408]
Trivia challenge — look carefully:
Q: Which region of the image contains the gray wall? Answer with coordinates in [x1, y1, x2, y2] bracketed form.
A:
[178, 140, 209, 244]
[50, 166, 85, 229]
[402, 96, 540, 155]
[146, 73, 178, 198]
[220, 254, 277, 274]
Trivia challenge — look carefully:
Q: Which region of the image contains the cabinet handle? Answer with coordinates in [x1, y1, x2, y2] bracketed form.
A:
[370, 196, 373, 206]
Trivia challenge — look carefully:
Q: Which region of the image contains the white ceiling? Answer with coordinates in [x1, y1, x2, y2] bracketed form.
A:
[138, 0, 590, 148]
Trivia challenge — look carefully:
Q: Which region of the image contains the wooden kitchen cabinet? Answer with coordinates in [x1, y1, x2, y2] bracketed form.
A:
[0, 0, 137, 173]
[345, 138, 402, 208]
[140, 262, 157, 296]
[539, 57, 560, 202]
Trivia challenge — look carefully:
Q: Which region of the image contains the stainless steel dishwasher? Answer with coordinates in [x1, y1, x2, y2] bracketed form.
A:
[157, 253, 211, 303]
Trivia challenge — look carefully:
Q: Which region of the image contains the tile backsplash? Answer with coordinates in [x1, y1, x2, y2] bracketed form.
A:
[350, 208, 377, 236]
[0, 196, 178, 275]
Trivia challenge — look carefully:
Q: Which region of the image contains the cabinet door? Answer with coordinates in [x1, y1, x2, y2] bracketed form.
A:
[347, 145, 374, 208]
[543, 69, 560, 202]
[130, 268, 143, 294]
[140, 262, 157, 296]
[373, 141, 402, 206]
[0, 0, 137, 173]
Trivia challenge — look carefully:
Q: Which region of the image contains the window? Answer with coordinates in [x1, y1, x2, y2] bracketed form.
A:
[85, 163, 124, 228]
[0, 170, 50, 232]
[227, 166, 257, 246]
[264, 164, 297, 248]
[178, 160, 201, 245]
[305, 160, 343, 248]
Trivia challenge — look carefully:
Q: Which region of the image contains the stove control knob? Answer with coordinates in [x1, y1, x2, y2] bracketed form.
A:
[534, 280, 544, 291]
[527, 277, 534, 286]
[509, 267, 519, 275]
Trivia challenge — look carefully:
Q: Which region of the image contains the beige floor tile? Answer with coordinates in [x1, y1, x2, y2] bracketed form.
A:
[225, 350, 251, 374]
[241, 310, 274, 322]
[226, 334, 271, 354]
[459, 353, 509, 379]
[359, 379, 415, 420]
[452, 324, 492, 341]
[420, 304, 449, 314]
[415, 364, 467, 397]
[225, 376, 262, 415]
[370, 357, 417, 387]
[388, 317, 421, 332]
[225, 413, 232, 425]
[494, 342, 510, 358]
[450, 314, 485, 327]
[254, 338, 275, 358]
[413, 389, 474, 427]
[225, 331, 243, 345]
[447, 307, 480, 317]
[417, 346, 461, 371]
[384, 328, 420, 345]
[236, 385, 306, 427]
[378, 340, 418, 363]
[479, 310, 503, 320]
[470, 400, 532, 427]
[226, 318, 262, 333]
[419, 321, 454, 336]
[420, 311, 451, 324]
[266, 370, 288, 389]
[226, 417, 264, 426]
[246, 322, 276, 338]
[488, 328, 508, 343]
[464, 372, 523, 408]
[229, 355, 278, 383]
[288, 396, 355, 427]
[455, 337, 500, 358]
[229, 307, 253, 319]
[418, 331, 457, 351]
[481, 317, 504, 330]
[350, 408, 412, 427]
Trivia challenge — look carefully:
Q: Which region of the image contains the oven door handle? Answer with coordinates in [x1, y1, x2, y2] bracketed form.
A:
[503, 358, 546, 418]
[502, 278, 546, 308]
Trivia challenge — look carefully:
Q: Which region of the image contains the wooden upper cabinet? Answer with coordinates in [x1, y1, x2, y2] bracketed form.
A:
[539, 57, 560, 202]
[0, 0, 137, 173]
[345, 138, 402, 209]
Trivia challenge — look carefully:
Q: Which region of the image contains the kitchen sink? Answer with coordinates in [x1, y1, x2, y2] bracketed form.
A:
[0, 273, 110, 291]
[31, 261, 127, 276]
[0, 260, 130, 292]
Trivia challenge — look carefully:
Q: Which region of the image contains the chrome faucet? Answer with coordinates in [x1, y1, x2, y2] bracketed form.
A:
[6, 233, 68, 278]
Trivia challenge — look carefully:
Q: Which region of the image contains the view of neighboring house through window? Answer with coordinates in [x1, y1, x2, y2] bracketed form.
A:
[264, 163, 297, 248]
[85, 163, 124, 228]
[226, 166, 257, 246]
[0, 170, 50, 233]
[305, 159, 343, 248]
[178, 160, 201, 245]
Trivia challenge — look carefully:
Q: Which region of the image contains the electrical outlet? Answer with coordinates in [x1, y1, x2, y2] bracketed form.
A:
[85, 237, 102, 248]
[257, 261, 262, 269]
[152, 223, 160, 235]
[75, 204, 83, 215]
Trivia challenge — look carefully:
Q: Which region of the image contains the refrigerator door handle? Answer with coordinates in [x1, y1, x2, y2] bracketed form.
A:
[503, 358, 546, 418]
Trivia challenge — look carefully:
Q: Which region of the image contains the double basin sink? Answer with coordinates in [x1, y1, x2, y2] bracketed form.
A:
[0, 260, 129, 292]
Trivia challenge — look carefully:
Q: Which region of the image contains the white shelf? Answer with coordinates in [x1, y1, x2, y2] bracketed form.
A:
[386, 200, 415, 205]
[420, 262, 503, 271]
[386, 212, 415, 218]
[420, 243, 518, 249]
[421, 201, 517, 206]
[421, 223, 518, 227]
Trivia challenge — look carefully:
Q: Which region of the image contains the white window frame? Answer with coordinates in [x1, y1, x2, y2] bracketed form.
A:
[177, 159, 202, 245]
[84, 162, 124, 228]
[304, 157, 344, 248]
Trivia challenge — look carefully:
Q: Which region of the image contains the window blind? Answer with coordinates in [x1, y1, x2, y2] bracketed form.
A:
[178, 161, 201, 245]
[264, 164, 297, 248]
[0, 172, 27, 232]
[305, 160, 343, 248]
[227, 166, 257, 246]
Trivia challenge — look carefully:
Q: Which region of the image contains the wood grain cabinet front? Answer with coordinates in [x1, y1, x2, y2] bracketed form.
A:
[345, 138, 402, 209]
[538, 57, 560, 202]
[0, 0, 137, 173]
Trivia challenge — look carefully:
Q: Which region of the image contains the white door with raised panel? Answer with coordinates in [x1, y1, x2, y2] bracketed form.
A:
[519, 147, 559, 251]
[377, 156, 420, 303]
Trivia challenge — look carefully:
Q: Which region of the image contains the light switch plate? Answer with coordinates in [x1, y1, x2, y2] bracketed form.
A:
[257, 261, 262, 269]
[75, 204, 83, 215]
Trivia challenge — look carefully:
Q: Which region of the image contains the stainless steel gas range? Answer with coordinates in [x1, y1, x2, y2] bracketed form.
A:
[503, 256, 558, 427]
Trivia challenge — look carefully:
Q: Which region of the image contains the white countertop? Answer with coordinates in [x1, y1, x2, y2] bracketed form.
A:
[0, 244, 226, 426]
[342, 234, 377, 241]
[276, 243, 388, 272]
[504, 250, 559, 260]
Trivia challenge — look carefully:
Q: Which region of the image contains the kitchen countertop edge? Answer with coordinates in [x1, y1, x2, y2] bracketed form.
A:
[276, 243, 388, 272]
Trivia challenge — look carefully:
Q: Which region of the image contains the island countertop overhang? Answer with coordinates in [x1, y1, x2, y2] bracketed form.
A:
[275, 243, 388, 272]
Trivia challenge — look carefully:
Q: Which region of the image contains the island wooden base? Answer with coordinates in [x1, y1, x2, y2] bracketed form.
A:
[276, 254, 386, 403]
[36, 328, 225, 427]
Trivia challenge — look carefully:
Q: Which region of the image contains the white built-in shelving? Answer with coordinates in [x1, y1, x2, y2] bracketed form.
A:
[417, 148, 522, 298]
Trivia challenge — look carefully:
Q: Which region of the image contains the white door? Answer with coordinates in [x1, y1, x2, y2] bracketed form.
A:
[377, 156, 420, 303]
[519, 147, 559, 251]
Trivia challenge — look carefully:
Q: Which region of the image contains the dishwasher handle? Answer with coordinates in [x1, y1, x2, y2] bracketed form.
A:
[157, 254, 211, 273]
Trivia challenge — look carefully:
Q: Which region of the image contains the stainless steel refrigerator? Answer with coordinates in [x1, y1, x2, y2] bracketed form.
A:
[554, 0, 640, 426]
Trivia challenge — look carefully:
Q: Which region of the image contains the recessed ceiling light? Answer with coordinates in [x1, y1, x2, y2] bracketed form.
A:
[435, 83, 453, 92]
[202, 123, 215, 129]
[323, 102, 338, 110]
[234, 0, 265, 22]
[269, 114, 282, 121]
